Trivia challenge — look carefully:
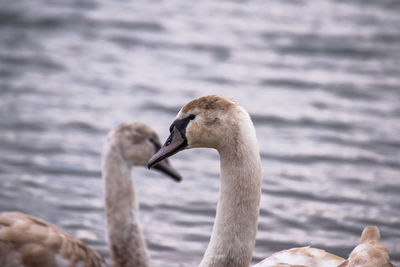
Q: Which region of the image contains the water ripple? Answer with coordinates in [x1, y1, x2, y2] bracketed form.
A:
[0, 0, 399, 265]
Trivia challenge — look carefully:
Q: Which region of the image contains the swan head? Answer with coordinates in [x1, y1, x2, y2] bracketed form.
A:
[148, 95, 249, 168]
[107, 121, 182, 181]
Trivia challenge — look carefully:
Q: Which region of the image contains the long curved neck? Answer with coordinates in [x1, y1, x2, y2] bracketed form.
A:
[200, 113, 262, 267]
[102, 143, 150, 267]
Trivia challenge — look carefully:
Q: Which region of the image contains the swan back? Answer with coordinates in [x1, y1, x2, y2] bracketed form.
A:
[0, 212, 105, 267]
[339, 226, 394, 267]
[253, 247, 345, 267]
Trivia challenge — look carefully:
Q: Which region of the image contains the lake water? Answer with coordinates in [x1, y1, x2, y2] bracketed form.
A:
[0, 0, 399, 266]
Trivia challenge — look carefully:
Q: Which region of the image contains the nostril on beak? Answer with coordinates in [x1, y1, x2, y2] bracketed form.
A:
[165, 136, 172, 146]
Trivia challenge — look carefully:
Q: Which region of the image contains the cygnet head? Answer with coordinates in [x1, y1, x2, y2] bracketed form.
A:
[148, 95, 254, 168]
[106, 121, 182, 181]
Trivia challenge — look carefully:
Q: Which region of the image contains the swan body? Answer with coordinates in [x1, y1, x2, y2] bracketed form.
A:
[252, 247, 344, 267]
[255, 226, 395, 267]
[147, 95, 393, 267]
[0, 121, 181, 267]
[337, 226, 394, 267]
[0, 212, 105, 267]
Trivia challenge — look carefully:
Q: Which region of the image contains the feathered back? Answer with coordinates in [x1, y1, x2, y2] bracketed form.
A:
[0, 212, 105, 267]
[337, 226, 394, 267]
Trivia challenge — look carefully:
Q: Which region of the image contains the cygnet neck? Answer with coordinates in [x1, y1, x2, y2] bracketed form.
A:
[199, 112, 262, 267]
[102, 141, 150, 267]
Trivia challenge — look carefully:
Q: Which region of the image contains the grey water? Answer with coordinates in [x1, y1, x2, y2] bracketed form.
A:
[0, 0, 399, 266]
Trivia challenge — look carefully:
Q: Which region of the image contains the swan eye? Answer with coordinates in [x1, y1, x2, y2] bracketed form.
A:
[168, 114, 196, 134]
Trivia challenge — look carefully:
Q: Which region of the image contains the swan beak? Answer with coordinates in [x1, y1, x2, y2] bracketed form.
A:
[147, 126, 187, 170]
[152, 158, 182, 182]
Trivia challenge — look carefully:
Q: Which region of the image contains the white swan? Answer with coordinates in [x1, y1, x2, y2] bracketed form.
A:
[147, 95, 394, 267]
[337, 226, 394, 267]
[0, 121, 181, 267]
[255, 226, 395, 267]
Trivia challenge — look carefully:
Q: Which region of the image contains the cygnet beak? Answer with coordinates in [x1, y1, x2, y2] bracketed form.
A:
[152, 158, 182, 182]
[147, 126, 187, 170]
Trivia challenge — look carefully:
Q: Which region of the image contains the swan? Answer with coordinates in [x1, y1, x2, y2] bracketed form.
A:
[147, 95, 393, 267]
[337, 226, 394, 267]
[0, 121, 182, 267]
[255, 226, 394, 267]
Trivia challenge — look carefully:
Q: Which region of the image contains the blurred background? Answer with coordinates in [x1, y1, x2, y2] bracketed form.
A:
[0, 0, 399, 266]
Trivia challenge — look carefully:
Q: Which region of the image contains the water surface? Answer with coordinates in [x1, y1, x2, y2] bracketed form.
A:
[0, 0, 399, 266]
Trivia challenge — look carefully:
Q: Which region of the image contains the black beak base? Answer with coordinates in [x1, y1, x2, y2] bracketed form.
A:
[147, 126, 187, 170]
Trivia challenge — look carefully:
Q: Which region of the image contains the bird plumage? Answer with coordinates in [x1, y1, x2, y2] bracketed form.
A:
[148, 95, 394, 267]
[338, 226, 394, 267]
[0, 212, 105, 267]
[0, 122, 181, 267]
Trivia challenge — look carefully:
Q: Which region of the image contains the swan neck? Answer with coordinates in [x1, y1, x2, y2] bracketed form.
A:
[200, 119, 262, 267]
[103, 143, 150, 267]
